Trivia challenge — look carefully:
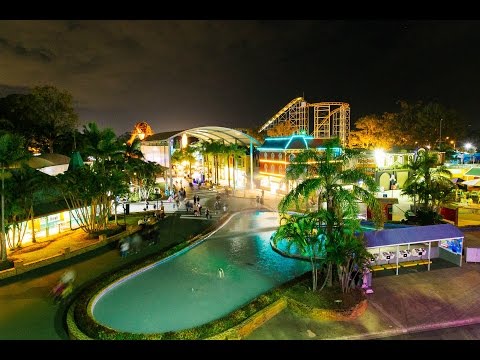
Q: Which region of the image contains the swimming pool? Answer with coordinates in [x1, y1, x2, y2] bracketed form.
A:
[91, 210, 310, 334]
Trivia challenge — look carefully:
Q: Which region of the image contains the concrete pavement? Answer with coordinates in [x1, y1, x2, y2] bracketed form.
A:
[248, 189, 480, 340]
[245, 260, 480, 340]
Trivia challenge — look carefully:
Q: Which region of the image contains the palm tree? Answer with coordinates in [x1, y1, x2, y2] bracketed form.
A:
[123, 137, 144, 161]
[280, 139, 383, 229]
[4, 164, 46, 247]
[57, 165, 128, 234]
[0, 133, 30, 263]
[271, 213, 324, 291]
[203, 140, 223, 185]
[402, 148, 454, 224]
[227, 143, 246, 192]
[277, 139, 383, 289]
[171, 146, 196, 178]
[197, 140, 212, 183]
[81, 122, 124, 170]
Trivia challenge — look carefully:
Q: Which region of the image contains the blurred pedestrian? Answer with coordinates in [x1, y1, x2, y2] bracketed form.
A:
[52, 268, 76, 303]
[60, 268, 76, 285]
[131, 234, 142, 254]
[120, 240, 129, 257]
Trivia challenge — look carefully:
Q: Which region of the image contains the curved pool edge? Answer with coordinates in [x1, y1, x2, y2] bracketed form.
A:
[66, 208, 273, 340]
[66, 208, 368, 340]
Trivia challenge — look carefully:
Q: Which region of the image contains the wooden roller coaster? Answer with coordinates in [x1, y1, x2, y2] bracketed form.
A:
[258, 97, 350, 147]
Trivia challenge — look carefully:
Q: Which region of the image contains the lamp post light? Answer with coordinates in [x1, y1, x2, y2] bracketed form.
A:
[465, 143, 476, 164]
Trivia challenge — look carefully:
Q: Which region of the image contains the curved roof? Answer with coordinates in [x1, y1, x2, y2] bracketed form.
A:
[144, 126, 261, 147]
[27, 153, 70, 169]
[364, 224, 464, 248]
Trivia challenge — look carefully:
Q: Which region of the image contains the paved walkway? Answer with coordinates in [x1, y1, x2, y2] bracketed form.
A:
[1, 187, 480, 340]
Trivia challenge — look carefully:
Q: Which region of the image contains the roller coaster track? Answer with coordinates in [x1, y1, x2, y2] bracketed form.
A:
[258, 97, 306, 133]
[310, 102, 350, 146]
[258, 97, 350, 147]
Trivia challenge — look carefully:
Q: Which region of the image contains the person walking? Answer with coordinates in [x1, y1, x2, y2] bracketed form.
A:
[120, 240, 129, 258]
[52, 268, 76, 303]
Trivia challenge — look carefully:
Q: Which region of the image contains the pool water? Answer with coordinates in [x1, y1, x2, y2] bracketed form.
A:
[91, 211, 310, 334]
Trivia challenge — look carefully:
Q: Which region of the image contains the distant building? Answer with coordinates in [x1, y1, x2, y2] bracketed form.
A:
[257, 134, 342, 194]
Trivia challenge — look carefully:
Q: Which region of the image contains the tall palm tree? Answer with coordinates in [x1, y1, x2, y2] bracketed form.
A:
[171, 146, 196, 178]
[197, 140, 212, 183]
[204, 140, 223, 185]
[277, 139, 383, 289]
[227, 143, 246, 192]
[280, 139, 383, 230]
[0, 133, 30, 263]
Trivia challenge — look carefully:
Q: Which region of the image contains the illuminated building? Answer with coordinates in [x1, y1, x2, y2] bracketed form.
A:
[257, 134, 342, 194]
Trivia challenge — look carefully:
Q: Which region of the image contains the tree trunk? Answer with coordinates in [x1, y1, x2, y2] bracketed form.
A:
[310, 257, 317, 291]
[48, 139, 54, 154]
[114, 200, 118, 225]
[1, 167, 6, 262]
[227, 154, 231, 188]
[30, 205, 36, 243]
[233, 156, 236, 193]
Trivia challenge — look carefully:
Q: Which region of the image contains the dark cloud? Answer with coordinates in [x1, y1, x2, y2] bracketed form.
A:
[0, 36, 55, 62]
[0, 20, 479, 134]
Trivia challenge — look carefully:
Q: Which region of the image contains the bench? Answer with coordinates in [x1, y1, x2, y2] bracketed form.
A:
[382, 263, 398, 270]
[371, 265, 384, 272]
[417, 259, 432, 266]
[400, 261, 419, 267]
[399, 260, 432, 267]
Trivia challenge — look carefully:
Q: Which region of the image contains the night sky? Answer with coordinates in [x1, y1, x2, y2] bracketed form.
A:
[1, 20, 480, 135]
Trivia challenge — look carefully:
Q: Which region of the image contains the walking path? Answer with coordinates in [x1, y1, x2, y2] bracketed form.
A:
[1, 187, 480, 340]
